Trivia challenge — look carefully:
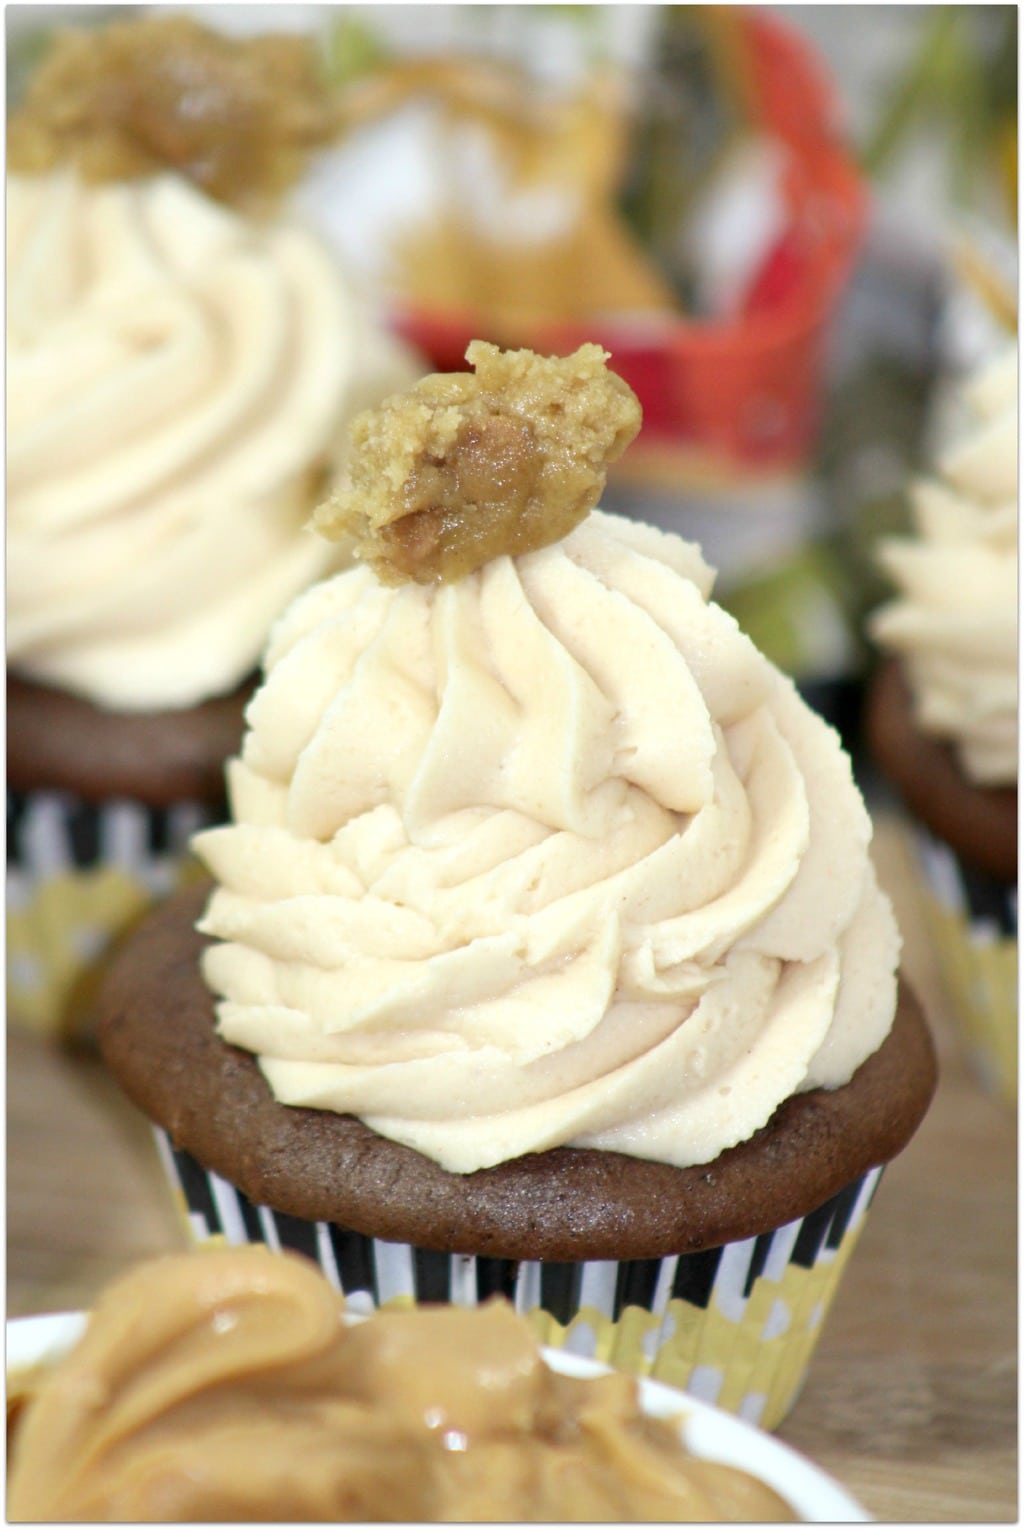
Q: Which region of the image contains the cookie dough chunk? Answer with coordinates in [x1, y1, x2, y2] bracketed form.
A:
[7, 15, 339, 208]
[314, 340, 642, 584]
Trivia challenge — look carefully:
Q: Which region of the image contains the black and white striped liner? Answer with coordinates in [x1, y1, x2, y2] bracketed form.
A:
[914, 821, 1017, 936]
[911, 819, 1017, 1102]
[7, 788, 212, 889]
[7, 788, 220, 1035]
[155, 1128, 883, 1338]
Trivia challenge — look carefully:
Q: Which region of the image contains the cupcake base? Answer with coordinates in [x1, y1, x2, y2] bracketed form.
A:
[864, 659, 1016, 885]
[157, 1127, 883, 1429]
[6, 674, 249, 1041]
[99, 885, 936, 1429]
[6, 790, 214, 1041]
[913, 823, 1017, 1104]
[866, 659, 1017, 1103]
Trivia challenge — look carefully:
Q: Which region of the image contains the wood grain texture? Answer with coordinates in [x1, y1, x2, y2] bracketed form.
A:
[777, 813, 1018, 1522]
[6, 812, 1017, 1521]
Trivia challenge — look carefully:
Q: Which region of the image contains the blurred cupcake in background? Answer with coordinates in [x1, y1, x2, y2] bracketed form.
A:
[6, 13, 422, 1042]
[866, 346, 1017, 1103]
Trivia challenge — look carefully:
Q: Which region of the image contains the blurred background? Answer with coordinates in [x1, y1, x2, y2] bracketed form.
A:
[7, 3, 1018, 747]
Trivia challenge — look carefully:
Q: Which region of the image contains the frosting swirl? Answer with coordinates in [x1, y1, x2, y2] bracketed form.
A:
[6, 168, 417, 711]
[194, 510, 898, 1174]
[870, 348, 1018, 787]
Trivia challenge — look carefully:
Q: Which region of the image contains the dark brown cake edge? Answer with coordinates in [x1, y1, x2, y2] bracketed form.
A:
[865, 658, 1017, 885]
[7, 673, 255, 807]
[98, 884, 939, 1263]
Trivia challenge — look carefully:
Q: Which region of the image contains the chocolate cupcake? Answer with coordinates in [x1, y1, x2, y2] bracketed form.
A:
[100, 342, 936, 1429]
[867, 347, 1017, 1104]
[6, 15, 421, 1040]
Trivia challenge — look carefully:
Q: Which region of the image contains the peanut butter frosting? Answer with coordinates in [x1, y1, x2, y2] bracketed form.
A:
[194, 504, 899, 1174]
[7, 1247, 793, 1521]
[870, 348, 1018, 787]
[6, 168, 417, 712]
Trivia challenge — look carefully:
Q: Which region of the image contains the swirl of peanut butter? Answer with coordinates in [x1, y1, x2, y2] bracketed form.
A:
[194, 492, 898, 1173]
[7, 1246, 793, 1522]
[870, 348, 1018, 787]
[6, 167, 417, 711]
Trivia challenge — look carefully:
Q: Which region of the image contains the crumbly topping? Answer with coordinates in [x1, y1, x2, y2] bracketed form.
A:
[6, 15, 341, 209]
[313, 340, 642, 584]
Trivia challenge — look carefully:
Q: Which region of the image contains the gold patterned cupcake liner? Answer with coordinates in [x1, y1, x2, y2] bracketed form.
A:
[155, 1128, 883, 1432]
[7, 790, 214, 1042]
[912, 824, 1018, 1106]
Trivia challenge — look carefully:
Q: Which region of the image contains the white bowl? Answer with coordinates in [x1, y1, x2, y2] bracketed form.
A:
[543, 1347, 870, 1522]
[7, 1312, 869, 1522]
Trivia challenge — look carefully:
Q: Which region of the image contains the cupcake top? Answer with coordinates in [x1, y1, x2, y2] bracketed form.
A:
[193, 342, 900, 1177]
[6, 16, 418, 713]
[7, 1246, 793, 1521]
[869, 348, 1018, 788]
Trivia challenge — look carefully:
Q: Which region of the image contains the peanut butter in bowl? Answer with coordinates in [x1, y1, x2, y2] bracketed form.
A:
[5, 1245, 864, 1522]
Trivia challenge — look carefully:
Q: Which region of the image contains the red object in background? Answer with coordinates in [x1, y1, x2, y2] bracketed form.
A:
[389, 10, 868, 475]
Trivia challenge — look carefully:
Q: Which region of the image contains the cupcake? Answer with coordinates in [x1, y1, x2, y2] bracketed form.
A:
[7, 1243, 813, 1521]
[99, 341, 937, 1431]
[867, 346, 1017, 1103]
[6, 14, 421, 1040]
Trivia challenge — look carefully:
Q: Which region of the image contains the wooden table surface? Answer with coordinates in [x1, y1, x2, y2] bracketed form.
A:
[7, 812, 1017, 1522]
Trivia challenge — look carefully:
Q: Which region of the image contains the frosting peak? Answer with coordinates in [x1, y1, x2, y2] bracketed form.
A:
[194, 510, 898, 1173]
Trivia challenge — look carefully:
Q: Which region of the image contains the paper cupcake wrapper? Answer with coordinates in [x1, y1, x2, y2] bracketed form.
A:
[156, 1129, 883, 1431]
[6, 789, 216, 1042]
[912, 823, 1018, 1105]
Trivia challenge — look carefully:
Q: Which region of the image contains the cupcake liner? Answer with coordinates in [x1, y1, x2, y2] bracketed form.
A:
[912, 822, 1018, 1104]
[156, 1128, 884, 1431]
[6, 789, 215, 1042]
